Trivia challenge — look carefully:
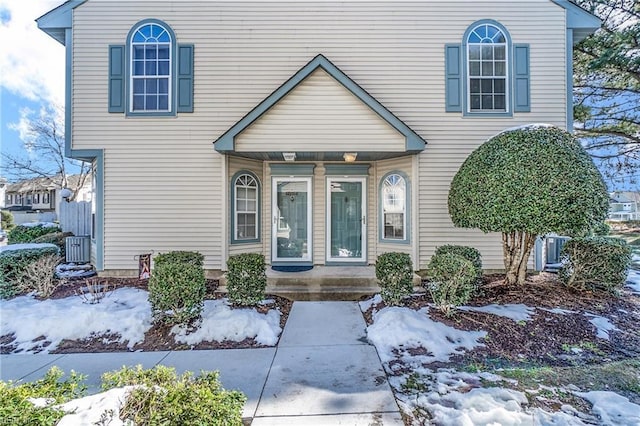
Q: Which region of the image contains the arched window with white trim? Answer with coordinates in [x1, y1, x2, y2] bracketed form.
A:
[232, 172, 260, 243]
[380, 172, 408, 242]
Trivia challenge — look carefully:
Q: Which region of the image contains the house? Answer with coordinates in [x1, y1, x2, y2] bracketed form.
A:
[608, 191, 640, 221]
[2, 175, 92, 224]
[37, 1, 600, 282]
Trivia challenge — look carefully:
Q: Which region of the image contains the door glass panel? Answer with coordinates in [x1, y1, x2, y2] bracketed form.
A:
[330, 181, 362, 258]
[276, 181, 309, 259]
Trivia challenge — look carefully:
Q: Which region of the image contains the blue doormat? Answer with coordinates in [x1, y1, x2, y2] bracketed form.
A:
[271, 265, 314, 272]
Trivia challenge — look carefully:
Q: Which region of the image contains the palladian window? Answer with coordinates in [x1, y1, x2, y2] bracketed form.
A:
[467, 23, 508, 112]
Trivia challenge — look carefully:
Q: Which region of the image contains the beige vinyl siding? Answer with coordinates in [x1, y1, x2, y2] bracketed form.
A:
[228, 157, 264, 257]
[236, 69, 405, 153]
[71, 1, 567, 271]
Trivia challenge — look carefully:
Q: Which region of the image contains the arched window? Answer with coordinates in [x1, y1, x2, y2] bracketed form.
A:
[130, 22, 172, 112]
[466, 22, 508, 112]
[232, 172, 260, 243]
[381, 172, 407, 241]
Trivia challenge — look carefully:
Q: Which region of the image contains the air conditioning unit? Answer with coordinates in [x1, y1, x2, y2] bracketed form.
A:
[66, 236, 91, 263]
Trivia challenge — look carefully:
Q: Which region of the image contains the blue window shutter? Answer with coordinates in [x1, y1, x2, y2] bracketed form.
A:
[108, 45, 125, 113]
[514, 44, 530, 112]
[177, 44, 194, 113]
[445, 44, 462, 112]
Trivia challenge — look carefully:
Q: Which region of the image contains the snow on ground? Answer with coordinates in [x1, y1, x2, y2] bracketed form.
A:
[171, 299, 282, 346]
[577, 391, 640, 426]
[55, 386, 138, 426]
[1, 289, 284, 353]
[20, 222, 59, 228]
[539, 307, 578, 315]
[55, 263, 96, 279]
[0, 243, 58, 253]
[366, 306, 486, 366]
[1, 288, 152, 353]
[584, 313, 618, 340]
[626, 269, 640, 294]
[458, 303, 535, 322]
[358, 294, 382, 312]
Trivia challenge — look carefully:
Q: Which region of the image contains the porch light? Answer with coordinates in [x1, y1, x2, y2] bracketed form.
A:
[343, 152, 357, 162]
[283, 152, 296, 162]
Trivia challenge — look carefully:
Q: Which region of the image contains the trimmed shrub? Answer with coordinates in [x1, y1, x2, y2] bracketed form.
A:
[426, 252, 477, 316]
[0, 367, 86, 426]
[0, 245, 60, 299]
[376, 252, 414, 306]
[154, 250, 204, 268]
[102, 365, 245, 426]
[8, 224, 61, 244]
[32, 232, 74, 259]
[559, 236, 631, 293]
[1, 210, 15, 231]
[226, 253, 267, 306]
[434, 245, 483, 284]
[148, 251, 206, 325]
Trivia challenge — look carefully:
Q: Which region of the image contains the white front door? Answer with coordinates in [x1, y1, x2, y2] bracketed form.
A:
[272, 177, 312, 263]
[326, 177, 367, 263]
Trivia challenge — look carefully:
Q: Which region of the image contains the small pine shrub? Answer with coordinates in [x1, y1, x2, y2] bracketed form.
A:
[32, 232, 74, 259]
[559, 236, 631, 293]
[102, 365, 245, 426]
[0, 245, 60, 299]
[225, 253, 267, 306]
[148, 251, 206, 325]
[376, 252, 414, 306]
[426, 252, 477, 316]
[433, 245, 483, 284]
[0, 367, 86, 426]
[8, 225, 61, 244]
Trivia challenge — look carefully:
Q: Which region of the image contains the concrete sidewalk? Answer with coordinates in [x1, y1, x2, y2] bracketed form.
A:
[0, 301, 402, 425]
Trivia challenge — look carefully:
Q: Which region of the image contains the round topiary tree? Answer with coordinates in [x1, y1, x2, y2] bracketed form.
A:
[448, 124, 609, 286]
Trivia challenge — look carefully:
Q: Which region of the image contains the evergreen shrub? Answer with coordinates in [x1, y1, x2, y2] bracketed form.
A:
[426, 252, 477, 316]
[226, 253, 267, 306]
[559, 236, 631, 293]
[8, 224, 61, 244]
[376, 252, 414, 306]
[0, 245, 60, 299]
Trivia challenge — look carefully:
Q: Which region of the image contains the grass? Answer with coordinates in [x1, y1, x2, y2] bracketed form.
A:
[497, 358, 640, 402]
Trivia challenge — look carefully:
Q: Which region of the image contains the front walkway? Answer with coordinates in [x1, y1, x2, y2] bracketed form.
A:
[0, 301, 402, 425]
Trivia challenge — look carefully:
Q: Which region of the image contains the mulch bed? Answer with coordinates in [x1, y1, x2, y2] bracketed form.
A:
[2, 277, 293, 354]
[362, 272, 640, 368]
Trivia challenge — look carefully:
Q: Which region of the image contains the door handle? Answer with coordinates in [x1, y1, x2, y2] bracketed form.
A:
[362, 216, 366, 225]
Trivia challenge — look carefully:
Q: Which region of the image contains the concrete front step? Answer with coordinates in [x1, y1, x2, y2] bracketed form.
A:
[219, 266, 422, 301]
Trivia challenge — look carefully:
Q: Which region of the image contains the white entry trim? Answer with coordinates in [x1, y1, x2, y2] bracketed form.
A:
[271, 176, 313, 263]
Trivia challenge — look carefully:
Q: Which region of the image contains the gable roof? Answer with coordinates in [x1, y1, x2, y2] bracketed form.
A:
[36, 0, 87, 44]
[214, 54, 427, 158]
[551, 0, 601, 42]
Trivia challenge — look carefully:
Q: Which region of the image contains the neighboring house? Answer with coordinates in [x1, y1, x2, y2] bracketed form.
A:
[608, 191, 640, 221]
[37, 1, 599, 277]
[2, 175, 92, 223]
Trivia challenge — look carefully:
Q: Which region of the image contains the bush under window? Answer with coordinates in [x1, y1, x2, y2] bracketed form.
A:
[426, 252, 477, 316]
[226, 253, 267, 306]
[376, 252, 414, 306]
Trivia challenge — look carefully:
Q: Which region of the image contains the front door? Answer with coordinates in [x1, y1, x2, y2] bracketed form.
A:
[272, 177, 312, 263]
[326, 177, 366, 263]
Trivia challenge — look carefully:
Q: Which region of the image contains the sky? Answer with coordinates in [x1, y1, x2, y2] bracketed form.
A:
[0, 0, 66, 181]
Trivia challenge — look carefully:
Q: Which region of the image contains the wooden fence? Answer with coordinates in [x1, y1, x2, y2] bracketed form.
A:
[59, 201, 92, 236]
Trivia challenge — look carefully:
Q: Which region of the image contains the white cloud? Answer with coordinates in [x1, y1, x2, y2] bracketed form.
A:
[0, 0, 66, 106]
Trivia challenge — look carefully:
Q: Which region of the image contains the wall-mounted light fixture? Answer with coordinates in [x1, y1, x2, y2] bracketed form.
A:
[283, 152, 296, 162]
[60, 188, 73, 202]
[343, 152, 357, 163]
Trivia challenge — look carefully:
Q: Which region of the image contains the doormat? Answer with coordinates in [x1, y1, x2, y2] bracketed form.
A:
[271, 265, 314, 272]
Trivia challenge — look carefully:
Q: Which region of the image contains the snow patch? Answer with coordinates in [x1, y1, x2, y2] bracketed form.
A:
[56, 386, 138, 426]
[20, 222, 59, 228]
[584, 314, 618, 340]
[540, 307, 578, 315]
[358, 294, 382, 312]
[626, 269, 640, 294]
[366, 306, 486, 364]
[0, 243, 58, 253]
[577, 391, 640, 426]
[0, 288, 152, 353]
[458, 303, 535, 322]
[171, 299, 282, 346]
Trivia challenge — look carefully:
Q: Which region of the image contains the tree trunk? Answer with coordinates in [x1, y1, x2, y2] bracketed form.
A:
[502, 231, 537, 286]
